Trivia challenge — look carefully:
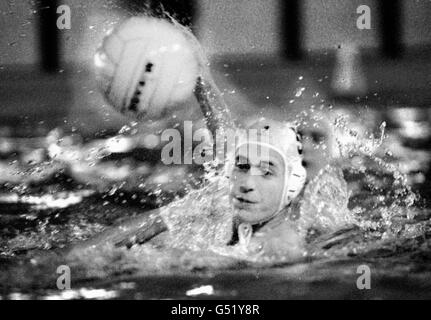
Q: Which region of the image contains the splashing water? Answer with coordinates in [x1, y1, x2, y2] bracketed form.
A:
[0, 102, 430, 298]
[1, 8, 430, 298]
[57, 109, 424, 274]
[1, 80, 429, 293]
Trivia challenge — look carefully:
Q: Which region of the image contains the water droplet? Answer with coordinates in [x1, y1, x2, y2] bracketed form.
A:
[295, 87, 305, 97]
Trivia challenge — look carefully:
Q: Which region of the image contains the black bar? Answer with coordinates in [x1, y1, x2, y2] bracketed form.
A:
[37, 0, 60, 72]
[377, 0, 403, 58]
[281, 0, 302, 60]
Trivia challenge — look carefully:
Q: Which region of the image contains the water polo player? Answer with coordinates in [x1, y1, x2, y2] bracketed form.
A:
[72, 116, 310, 260]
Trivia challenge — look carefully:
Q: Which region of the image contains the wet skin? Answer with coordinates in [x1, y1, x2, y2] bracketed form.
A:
[229, 146, 285, 225]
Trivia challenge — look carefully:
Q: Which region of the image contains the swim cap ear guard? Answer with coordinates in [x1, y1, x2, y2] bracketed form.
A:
[230, 118, 307, 219]
[266, 126, 306, 213]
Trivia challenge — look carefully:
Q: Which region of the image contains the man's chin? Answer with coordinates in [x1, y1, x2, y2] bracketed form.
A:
[235, 208, 260, 224]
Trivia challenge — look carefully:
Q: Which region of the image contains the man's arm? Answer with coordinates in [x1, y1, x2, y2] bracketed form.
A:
[69, 208, 168, 251]
[114, 214, 168, 248]
[194, 76, 235, 138]
[194, 77, 236, 170]
[112, 78, 234, 248]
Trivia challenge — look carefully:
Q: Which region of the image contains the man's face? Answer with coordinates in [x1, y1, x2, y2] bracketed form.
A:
[229, 145, 285, 225]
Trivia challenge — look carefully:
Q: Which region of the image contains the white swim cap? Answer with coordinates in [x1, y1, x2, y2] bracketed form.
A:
[234, 118, 307, 215]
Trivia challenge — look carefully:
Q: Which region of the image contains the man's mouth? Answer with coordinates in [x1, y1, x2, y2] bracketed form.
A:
[233, 196, 256, 204]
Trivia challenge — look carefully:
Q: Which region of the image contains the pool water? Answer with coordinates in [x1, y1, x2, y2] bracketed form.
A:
[0, 101, 430, 300]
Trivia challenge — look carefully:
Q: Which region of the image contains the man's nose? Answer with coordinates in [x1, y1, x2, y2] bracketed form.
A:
[239, 185, 254, 193]
[239, 174, 256, 193]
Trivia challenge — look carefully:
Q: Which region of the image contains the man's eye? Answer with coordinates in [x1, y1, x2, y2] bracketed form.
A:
[263, 169, 273, 176]
[236, 163, 250, 171]
[311, 131, 326, 143]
